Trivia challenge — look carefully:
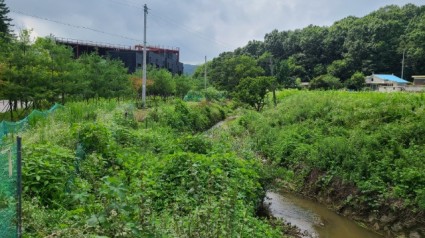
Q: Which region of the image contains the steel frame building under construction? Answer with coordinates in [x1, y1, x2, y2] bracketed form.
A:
[55, 37, 184, 75]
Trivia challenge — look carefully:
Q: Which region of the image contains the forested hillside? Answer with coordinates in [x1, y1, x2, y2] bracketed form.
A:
[200, 4, 425, 92]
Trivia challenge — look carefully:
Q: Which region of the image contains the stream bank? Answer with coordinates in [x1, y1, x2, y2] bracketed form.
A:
[265, 191, 383, 238]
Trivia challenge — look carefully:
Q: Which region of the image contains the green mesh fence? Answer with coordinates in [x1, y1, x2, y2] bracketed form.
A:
[0, 103, 63, 142]
[0, 103, 62, 238]
[184, 91, 205, 102]
[0, 143, 17, 238]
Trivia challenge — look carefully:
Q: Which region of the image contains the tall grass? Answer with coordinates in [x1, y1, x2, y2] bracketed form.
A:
[243, 90, 425, 210]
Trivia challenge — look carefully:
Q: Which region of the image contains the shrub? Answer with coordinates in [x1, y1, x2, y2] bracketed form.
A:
[310, 74, 343, 90]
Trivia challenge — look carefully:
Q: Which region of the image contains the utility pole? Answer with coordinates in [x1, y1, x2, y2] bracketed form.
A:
[204, 56, 207, 90]
[142, 4, 148, 108]
[269, 56, 277, 107]
[269, 57, 274, 76]
[401, 49, 406, 80]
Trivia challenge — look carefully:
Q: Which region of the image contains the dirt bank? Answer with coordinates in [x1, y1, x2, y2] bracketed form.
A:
[293, 169, 425, 238]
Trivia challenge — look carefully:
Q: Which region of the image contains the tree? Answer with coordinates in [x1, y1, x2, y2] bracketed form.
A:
[264, 29, 285, 59]
[174, 74, 193, 99]
[147, 68, 175, 101]
[234, 40, 265, 58]
[33, 37, 75, 104]
[235, 76, 275, 111]
[327, 59, 353, 81]
[75, 53, 131, 101]
[276, 59, 297, 88]
[285, 56, 308, 81]
[0, 0, 12, 37]
[257, 52, 274, 77]
[403, 11, 425, 78]
[3, 30, 37, 109]
[202, 86, 227, 102]
[310, 74, 343, 90]
[345, 71, 365, 91]
[208, 54, 264, 92]
[228, 4, 425, 84]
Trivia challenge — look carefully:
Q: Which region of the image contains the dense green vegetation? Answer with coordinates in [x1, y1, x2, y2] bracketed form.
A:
[238, 91, 425, 224]
[0, 31, 133, 110]
[14, 100, 286, 237]
[17, 90, 425, 237]
[198, 4, 425, 93]
[0, 0, 11, 37]
[1, 1, 425, 236]
[0, 34, 200, 120]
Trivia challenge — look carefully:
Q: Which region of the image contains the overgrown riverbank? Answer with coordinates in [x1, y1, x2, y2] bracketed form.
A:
[8, 99, 291, 237]
[4, 90, 425, 237]
[239, 90, 425, 237]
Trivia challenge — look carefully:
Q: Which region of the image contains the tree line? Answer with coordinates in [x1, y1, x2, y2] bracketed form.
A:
[0, 1, 201, 116]
[199, 4, 425, 96]
[0, 31, 200, 116]
[0, 30, 133, 111]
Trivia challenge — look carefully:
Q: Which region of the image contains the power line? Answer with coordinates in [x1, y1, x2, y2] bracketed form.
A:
[99, 1, 234, 49]
[9, 4, 228, 63]
[103, 0, 143, 10]
[149, 10, 234, 49]
[10, 9, 142, 42]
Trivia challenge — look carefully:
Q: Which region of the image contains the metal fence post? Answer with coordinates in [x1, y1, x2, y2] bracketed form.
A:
[16, 136, 22, 238]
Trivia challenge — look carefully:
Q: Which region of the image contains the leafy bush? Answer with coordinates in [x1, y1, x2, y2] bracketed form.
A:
[77, 122, 111, 155]
[155, 99, 226, 133]
[202, 86, 228, 101]
[309, 74, 343, 90]
[147, 152, 263, 212]
[18, 99, 285, 237]
[243, 91, 425, 210]
[179, 134, 212, 154]
[23, 143, 74, 206]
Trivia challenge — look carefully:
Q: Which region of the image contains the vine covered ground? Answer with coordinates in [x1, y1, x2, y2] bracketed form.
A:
[11, 90, 425, 237]
[240, 90, 425, 236]
[18, 99, 287, 237]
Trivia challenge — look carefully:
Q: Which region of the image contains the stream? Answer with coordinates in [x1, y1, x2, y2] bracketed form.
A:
[266, 191, 383, 238]
[208, 117, 384, 238]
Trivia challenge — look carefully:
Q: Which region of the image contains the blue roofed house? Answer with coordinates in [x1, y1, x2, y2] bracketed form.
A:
[365, 74, 409, 92]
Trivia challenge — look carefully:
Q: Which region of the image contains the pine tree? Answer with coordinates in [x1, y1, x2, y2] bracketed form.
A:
[0, 0, 12, 36]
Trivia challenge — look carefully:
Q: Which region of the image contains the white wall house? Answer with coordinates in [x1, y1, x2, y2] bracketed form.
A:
[365, 74, 409, 92]
[412, 75, 425, 86]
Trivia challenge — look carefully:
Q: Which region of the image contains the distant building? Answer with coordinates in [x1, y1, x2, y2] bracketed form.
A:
[55, 38, 183, 75]
[365, 74, 409, 92]
[412, 75, 425, 86]
[300, 82, 310, 88]
[365, 74, 425, 92]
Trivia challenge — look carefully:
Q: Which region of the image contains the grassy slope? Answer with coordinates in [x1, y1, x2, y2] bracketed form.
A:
[16, 99, 286, 238]
[239, 90, 425, 235]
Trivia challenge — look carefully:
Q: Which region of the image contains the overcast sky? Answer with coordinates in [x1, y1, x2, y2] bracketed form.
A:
[5, 0, 424, 64]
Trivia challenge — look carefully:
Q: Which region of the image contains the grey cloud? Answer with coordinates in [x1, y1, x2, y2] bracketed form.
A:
[5, 0, 425, 64]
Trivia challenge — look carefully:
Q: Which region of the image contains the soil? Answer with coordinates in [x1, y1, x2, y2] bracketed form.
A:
[296, 169, 425, 238]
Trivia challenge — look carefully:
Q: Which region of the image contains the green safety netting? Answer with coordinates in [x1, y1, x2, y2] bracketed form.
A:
[184, 89, 228, 102]
[0, 144, 17, 238]
[0, 103, 63, 142]
[184, 91, 205, 102]
[0, 103, 62, 238]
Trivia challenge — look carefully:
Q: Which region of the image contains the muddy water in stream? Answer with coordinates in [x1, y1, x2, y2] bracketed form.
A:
[266, 191, 383, 238]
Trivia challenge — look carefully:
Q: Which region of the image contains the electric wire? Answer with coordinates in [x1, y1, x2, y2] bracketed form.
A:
[9, 3, 232, 62]
[149, 17, 207, 59]
[103, 0, 143, 10]
[101, 0, 235, 49]
[10, 9, 142, 43]
[149, 10, 234, 49]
